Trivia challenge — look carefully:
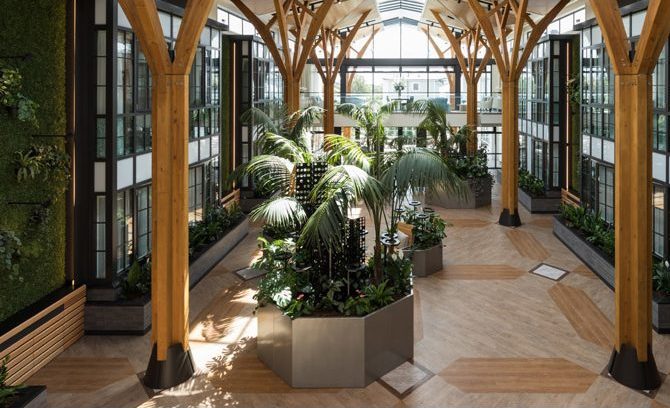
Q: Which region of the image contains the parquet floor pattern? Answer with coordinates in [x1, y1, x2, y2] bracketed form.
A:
[26, 187, 670, 407]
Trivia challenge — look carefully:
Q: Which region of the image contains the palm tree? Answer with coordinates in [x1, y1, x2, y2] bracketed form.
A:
[324, 101, 463, 282]
[407, 99, 473, 156]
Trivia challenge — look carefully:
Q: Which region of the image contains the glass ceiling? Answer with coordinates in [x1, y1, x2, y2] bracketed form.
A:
[378, 0, 426, 23]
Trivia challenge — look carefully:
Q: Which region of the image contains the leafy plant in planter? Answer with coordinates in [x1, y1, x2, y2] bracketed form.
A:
[120, 258, 151, 299]
[559, 204, 615, 257]
[188, 202, 245, 258]
[0, 230, 22, 282]
[519, 169, 546, 197]
[15, 144, 71, 200]
[0, 64, 38, 125]
[402, 208, 447, 250]
[653, 260, 670, 298]
[0, 355, 24, 404]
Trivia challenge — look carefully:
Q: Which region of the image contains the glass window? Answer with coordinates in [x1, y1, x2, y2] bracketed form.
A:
[95, 195, 106, 279]
[653, 185, 666, 257]
[597, 165, 614, 224]
[136, 186, 152, 259]
[189, 166, 204, 222]
[116, 190, 133, 272]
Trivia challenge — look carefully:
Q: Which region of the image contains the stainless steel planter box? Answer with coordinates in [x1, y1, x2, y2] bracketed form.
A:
[427, 179, 491, 209]
[518, 188, 561, 213]
[257, 294, 414, 388]
[403, 244, 443, 277]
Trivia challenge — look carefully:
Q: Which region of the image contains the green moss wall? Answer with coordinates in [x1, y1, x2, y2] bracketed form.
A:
[0, 0, 67, 321]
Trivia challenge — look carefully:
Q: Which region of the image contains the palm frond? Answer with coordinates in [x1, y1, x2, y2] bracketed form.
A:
[230, 155, 294, 196]
[324, 134, 371, 171]
[382, 147, 465, 199]
[257, 132, 311, 162]
[300, 165, 383, 249]
[249, 197, 307, 229]
[288, 106, 323, 142]
[240, 106, 281, 137]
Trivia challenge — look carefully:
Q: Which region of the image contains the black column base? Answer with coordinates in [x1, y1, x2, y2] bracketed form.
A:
[607, 344, 662, 391]
[498, 209, 522, 227]
[143, 343, 195, 389]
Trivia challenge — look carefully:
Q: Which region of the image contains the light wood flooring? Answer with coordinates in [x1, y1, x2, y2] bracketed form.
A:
[24, 185, 670, 407]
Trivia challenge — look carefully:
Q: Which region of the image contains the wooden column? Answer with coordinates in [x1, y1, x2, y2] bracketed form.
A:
[118, 0, 213, 389]
[431, 12, 491, 155]
[467, 0, 569, 226]
[587, 0, 670, 390]
[231, 0, 334, 114]
[311, 12, 370, 134]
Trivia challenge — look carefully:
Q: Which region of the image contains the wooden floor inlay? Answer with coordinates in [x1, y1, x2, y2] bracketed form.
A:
[441, 358, 597, 393]
[26, 357, 136, 393]
[438, 264, 525, 280]
[549, 283, 613, 349]
[448, 219, 491, 228]
[573, 264, 597, 279]
[506, 229, 550, 261]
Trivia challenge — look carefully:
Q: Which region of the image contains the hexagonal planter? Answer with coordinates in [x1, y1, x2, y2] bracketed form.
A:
[257, 294, 414, 388]
[403, 244, 443, 277]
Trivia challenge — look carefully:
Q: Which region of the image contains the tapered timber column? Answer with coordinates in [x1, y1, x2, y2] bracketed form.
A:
[430, 12, 491, 156]
[467, 0, 570, 227]
[608, 73, 661, 390]
[310, 12, 370, 134]
[499, 79, 520, 226]
[118, 0, 214, 389]
[144, 73, 193, 389]
[231, 0, 334, 115]
[587, 0, 670, 390]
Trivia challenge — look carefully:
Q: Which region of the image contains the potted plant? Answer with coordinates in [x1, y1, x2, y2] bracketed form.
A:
[518, 169, 561, 213]
[0, 356, 47, 408]
[393, 81, 405, 97]
[401, 207, 446, 277]
[653, 260, 670, 333]
[239, 102, 462, 388]
[408, 100, 494, 209]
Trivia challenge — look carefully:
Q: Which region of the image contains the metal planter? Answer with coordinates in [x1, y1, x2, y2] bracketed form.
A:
[257, 294, 414, 388]
[518, 188, 562, 213]
[403, 244, 443, 277]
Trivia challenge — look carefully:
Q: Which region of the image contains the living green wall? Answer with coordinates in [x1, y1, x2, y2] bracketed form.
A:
[0, 0, 67, 321]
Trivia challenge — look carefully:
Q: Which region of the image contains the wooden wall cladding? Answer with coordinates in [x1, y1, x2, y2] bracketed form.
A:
[0, 285, 86, 385]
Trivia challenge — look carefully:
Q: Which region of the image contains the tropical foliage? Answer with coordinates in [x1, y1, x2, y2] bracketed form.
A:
[15, 144, 71, 200]
[0, 64, 38, 124]
[120, 258, 151, 299]
[237, 103, 463, 319]
[559, 204, 614, 257]
[519, 169, 546, 197]
[0, 230, 22, 282]
[188, 202, 245, 259]
[0, 355, 23, 404]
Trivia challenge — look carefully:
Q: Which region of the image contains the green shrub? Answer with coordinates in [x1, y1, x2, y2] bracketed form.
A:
[0, 355, 24, 404]
[653, 260, 670, 296]
[519, 169, 545, 197]
[0, 0, 67, 322]
[559, 204, 614, 257]
[120, 258, 151, 299]
[402, 208, 447, 250]
[188, 202, 244, 258]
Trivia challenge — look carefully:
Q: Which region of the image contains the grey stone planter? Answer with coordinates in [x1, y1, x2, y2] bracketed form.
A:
[554, 216, 670, 334]
[403, 244, 443, 277]
[518, 188, 562, 213]
[4, 386, 47, 408]
[85, 218, 249, 334]
[427, 179, 492, 209]
[257, 294, 414, 388]
[553, 216, 614, 288]
[189, 217, 250, 287]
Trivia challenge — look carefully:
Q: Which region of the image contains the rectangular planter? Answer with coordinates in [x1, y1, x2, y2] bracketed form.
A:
[553, 216, 670, 333]
[3, 386, 47, 408]
[519, 188, 562, 213]
[427, 179, 492, 209]
[257, 294, 414, 388]
[403, 244, 443, 277]
[85, 217, 249, 334]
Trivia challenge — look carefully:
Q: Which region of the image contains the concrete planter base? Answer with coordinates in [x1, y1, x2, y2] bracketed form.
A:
[554, 216, 670, 334]
[4, 386, 47, 408]
[427, 179, 491, 209]
[85, 218, 249, 334]
[257, 294, 414, 388]
[518, 188, 562, 213]
[403, 244, 443, 277]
